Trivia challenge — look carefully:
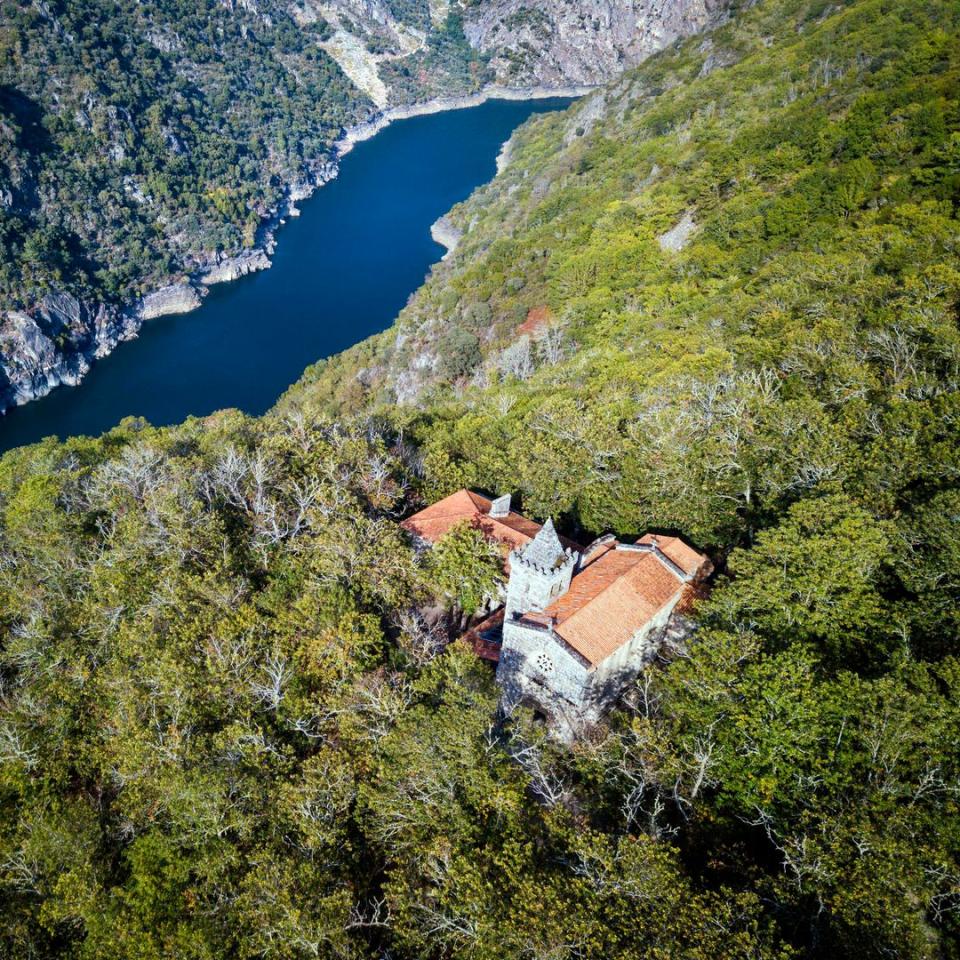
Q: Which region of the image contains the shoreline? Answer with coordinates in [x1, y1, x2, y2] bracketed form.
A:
[334, 84, 595, 158]
[430, 215, 463, 259]
[0, 84, 590, 416]
[188, 86, 592, 307]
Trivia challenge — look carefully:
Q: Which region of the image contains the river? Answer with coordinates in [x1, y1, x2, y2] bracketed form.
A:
[0, 97, 574, 453]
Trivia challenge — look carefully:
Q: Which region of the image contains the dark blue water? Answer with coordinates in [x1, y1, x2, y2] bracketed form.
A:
[0, 97, 573, 452]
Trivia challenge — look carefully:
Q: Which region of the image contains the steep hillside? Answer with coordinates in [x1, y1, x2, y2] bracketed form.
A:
[284, 0, 960, 545]
[465, 0, 727, 86]
[0, 0, 724, 415]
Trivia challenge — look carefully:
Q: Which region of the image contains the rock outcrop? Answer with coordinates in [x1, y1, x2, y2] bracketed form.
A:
[463, 0, 729, 87]
[431, 216, 463, 259]
[658, 211, 697, 251]
[138, 283, 203, 320]
[200, 250, 272, 285]
[0, 293, 138, 412]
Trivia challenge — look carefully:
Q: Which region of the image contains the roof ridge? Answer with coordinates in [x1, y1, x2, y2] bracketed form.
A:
[465, 490, 491, 511]
[649, 546, 689, 581]
[547, 550, 664, 623]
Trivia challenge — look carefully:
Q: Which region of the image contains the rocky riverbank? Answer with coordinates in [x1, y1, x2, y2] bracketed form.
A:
[334, 85, 595, 158]
[0, 88, 589, 416]
[430, 215, 464, 259]
[0, 157, 341, 414]
[0, 294, 138, 411]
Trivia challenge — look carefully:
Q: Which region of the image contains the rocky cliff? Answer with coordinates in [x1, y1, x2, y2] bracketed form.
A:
[0, 294, 138, 410]
[308, 0, 730, 106]
[464, 0, 728, 86]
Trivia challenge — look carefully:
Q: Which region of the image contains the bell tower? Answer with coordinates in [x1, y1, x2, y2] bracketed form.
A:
[504, 519, 578, 624]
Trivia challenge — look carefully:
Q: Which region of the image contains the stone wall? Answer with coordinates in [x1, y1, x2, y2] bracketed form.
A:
[503, 551, 576, 623]
[496, 620, 590, 736]
[583, 598, 677, 712]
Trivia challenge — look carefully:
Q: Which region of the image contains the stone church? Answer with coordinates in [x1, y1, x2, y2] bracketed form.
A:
[402, 490, 712, 738]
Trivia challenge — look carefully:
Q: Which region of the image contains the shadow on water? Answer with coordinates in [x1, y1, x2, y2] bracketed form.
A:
[0, 97, 575, 453]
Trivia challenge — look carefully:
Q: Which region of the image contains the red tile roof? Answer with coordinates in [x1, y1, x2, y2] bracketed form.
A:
[462, 608, 505, 662]
[635, 534, 707, 577]
[524, 540, 712, 667]
[463, 539, 710, 667]
[402, 491, 581, 560]
[401, 490, 543, 550]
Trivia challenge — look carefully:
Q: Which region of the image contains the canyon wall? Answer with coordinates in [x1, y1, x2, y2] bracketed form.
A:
[0, 0, 729, 415]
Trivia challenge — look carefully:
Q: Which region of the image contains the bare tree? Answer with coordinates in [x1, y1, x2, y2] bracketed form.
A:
[497, 336, 534, 381]
[249, 653, 292, 712]
[539, 325, 566, 366]
[395, 609, 447, 667]
[505, 730, 573, 808]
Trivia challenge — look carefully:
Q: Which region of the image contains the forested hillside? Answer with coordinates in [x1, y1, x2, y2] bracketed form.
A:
[0, 0, 721, 414]
[287, 0, 960, 548]
[3, 0, 960, 957]
[0, 0, 366, 306]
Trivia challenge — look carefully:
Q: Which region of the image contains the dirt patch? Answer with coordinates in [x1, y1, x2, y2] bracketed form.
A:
[517, 304, 553, 337]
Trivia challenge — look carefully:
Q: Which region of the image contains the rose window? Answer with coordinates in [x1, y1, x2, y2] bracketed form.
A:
[534, 653, 555, 675]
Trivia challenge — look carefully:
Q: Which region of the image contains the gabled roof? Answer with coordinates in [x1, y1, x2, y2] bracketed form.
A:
[525, 539, 711, 668]
[635, 534, 706, 578]
[401, 489, 543, 550]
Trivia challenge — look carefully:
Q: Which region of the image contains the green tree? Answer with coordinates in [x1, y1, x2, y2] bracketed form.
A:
[708, 494, 898, 668]
[423, 520, 503, 617]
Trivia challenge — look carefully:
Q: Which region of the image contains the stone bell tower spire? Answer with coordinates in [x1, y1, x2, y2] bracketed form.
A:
[504, 519, 579, 624]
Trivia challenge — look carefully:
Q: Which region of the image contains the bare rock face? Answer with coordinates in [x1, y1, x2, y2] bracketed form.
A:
[430, 216, 463, 259]
[0, 292, 138, 412]
[658, 211, 697, 251]
[464, 0, 729, 87]
[200, 250, 272, 285]
[138, 283, 203, 320]
[311, 0, 730, 106]
[0, 311, 87, 408]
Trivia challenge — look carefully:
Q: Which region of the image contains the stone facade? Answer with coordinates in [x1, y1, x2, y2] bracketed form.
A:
[497, 621, 591, 737]
[497, 519, 588, 733]
[493, 522, 711, 740]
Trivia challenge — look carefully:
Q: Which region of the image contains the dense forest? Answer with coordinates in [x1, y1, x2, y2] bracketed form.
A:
[0, 0, 487, 312]
[0, 0, 366, 306]
[3, 0, 960, 957]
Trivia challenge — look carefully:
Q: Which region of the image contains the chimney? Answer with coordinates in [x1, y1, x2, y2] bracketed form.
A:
[489, 493, 511, 518]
